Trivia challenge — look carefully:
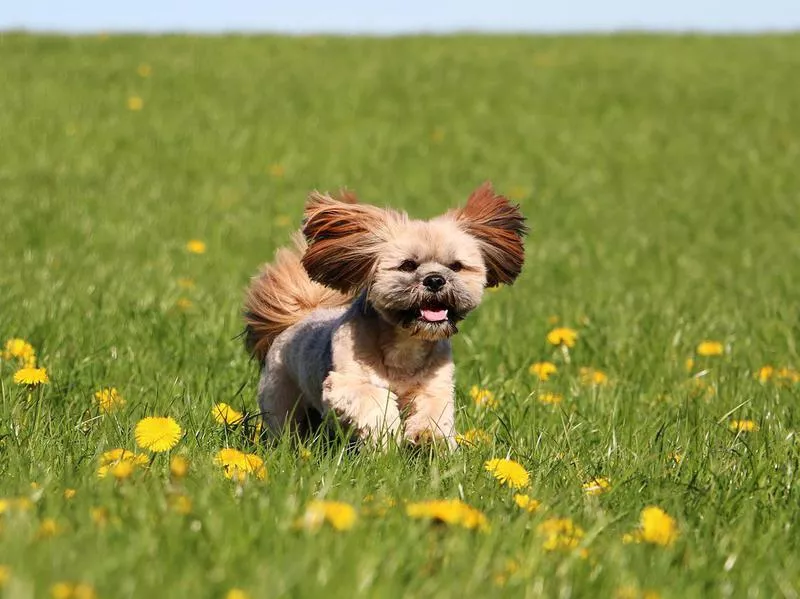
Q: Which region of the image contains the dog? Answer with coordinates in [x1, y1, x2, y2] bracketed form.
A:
[243, 182, 526, 448]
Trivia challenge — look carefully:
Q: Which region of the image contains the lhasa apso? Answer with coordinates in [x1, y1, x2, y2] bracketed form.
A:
[244, 182, 526, 448]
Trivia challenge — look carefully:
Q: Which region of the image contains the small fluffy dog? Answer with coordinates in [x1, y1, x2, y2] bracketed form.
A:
[243, 182, 526, 448]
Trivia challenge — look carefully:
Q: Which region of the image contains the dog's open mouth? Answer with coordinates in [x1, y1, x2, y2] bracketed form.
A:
[395, 301, 458, 327]
[374, 299, 462, 340]
[419, 302, 449, 323]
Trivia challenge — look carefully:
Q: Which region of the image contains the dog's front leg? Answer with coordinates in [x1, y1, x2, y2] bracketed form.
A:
[321, 371, 401, 448]
[402, 366, 457, 450]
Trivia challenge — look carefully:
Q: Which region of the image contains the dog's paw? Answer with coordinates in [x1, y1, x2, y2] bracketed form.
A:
[403, 421, 456, 451]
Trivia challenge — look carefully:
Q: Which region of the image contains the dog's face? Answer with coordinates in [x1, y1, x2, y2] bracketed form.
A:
[368, 221, 487, 340]
[301, 183, 527, 341]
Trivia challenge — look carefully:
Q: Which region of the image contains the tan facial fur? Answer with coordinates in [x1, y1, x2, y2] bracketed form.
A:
[245, 182, 527, 449]
[367, 220, 488, 341]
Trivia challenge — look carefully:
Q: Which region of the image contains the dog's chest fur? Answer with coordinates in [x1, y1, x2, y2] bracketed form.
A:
[332, 304, 453, 408]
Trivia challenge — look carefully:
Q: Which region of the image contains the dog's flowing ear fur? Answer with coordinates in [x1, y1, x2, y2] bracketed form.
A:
[454, 182, 528, 287]
[301, 191, 390, 293]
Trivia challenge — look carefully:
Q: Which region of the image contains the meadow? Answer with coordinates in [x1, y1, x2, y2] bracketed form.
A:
[1, 32, 799, 598]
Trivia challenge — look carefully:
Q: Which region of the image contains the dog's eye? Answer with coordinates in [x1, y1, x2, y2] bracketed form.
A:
[448, 261, 464, 272]
[398, 260, 418, 272]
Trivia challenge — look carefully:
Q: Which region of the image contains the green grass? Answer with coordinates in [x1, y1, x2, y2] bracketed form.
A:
[1, 32, 800, 598]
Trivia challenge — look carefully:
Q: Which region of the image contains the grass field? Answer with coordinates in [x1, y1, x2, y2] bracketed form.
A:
[1, 32, 799, 598]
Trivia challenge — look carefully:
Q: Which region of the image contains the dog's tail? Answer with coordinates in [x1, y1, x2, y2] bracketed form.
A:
[243, 232, 351, 361]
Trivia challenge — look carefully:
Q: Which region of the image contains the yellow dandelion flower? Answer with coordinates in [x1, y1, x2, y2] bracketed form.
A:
[579, 367, 609, 386]
[0, 497, 33, 514]
[94, 387, 125, 413]
[99, 448, 148, 466]
[225, 589, 251, 599]
[169, 494, 192, 514]
[2, 338, 36, 366]
[63, 489, 77, 500]
[127, 96, 143, 111]
[95, 466, 113, 478]
[268, 163, 285, 178]
[90, 507, 109, 527]
[249, 418, 263, 443]
[730, 419, 759, 433]
[529, 361, 557, 381]
[176, 298, 193, 310]
[513, 493, 541, 513]
[13, 367, 49, 386]
[776, 367, 800, 385]
[582, 477, 611, 496]
[37, 518, 60, 538]
[214, 447, 245, 467]
[493, 559, 520, 587]
[212, 402, 244, 426]
[686, 377, 715, 399]
[622, 531, 640, 544]
[615, 586, 660, 599]
[361, 495, 396, 517]
[485, 458, 530, 489]
[298, 446, 312, 461]
[177, 277, 195, 289]
[296, 500, 357, 531]
[186, 239, 206, 254]
[668, 452, 683, 465]
[469, 385, 497, 408]
[51, 583, 74, 599]
[135, 416, 182, 452]
[538, 517, 586, 552]
[170, 455, 189, 478]
[639, 506, 678, 546]
[137, 63, 152, 77]
[696, 340, 724, 357]
[538, 392, 563, 405]
[546, 327, 578, 348]
[538, 517, 582, 538]
[685, 357, 695, 372]
[110, 460, 135, 480]
[547, 315, 560, 325]
[756, 365, 773, 383]
[0, 565, 10, 586]
[213, 448, 266, 481]
[50, 582, 97, 599]
[406, 499, 488, 531]
[455, 428, 492, 446]
[2, 338, 33, 359]
[236, 453, 267, 482]
[73, 585, 97, 599]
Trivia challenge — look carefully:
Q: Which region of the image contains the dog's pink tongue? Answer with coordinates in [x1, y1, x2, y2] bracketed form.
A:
[421, 308, 448, 322]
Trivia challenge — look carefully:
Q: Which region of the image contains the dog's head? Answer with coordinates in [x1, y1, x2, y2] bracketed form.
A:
[301, 182, 527, 341]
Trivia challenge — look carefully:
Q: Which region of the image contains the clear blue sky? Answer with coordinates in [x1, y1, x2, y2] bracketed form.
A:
[2, 0, 799, 33]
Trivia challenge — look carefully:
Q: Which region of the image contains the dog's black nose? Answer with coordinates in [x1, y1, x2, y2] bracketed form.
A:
[422, 274, 446, 292]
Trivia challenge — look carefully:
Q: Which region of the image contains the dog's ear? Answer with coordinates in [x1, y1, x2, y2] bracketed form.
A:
[454, 182, 528, 287]
[332, 188, 358, 204]
[301, 191, 385, 293]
